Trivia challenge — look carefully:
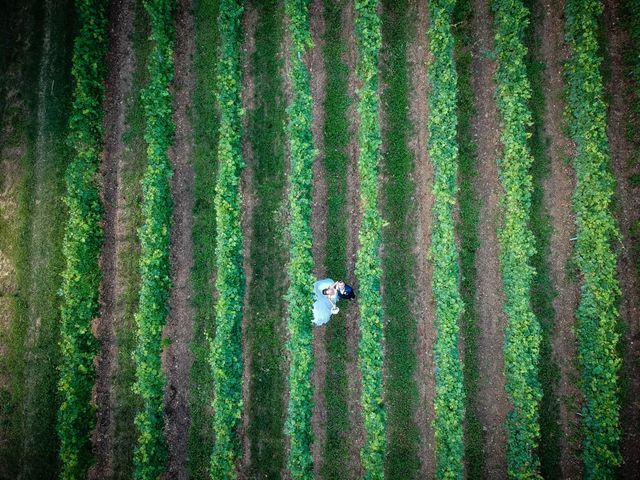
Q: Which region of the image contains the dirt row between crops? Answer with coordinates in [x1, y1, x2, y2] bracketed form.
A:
[308, 0, 329, 476]
[538, 0, 583, 477]
[469, 0, 510, 476]
[407, 0, 437, 477]
[603, 0, 640, 475]
[92, 0, 136, 477]
[163, 0, 196, 478]
[344, 1, 366, 477]
[239, 3, 257, 477]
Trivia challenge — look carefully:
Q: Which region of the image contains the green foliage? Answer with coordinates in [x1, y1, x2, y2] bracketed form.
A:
[354, 1, 386, 478]
[426, 0, 465, 478]
[565, 0, 622, 476]
[132, 0, 175, 478]
[491, 0, 543, 477]
[56, 0, 108, 477]
[283, 1, 317, 479]
[209, 1, 245, 478]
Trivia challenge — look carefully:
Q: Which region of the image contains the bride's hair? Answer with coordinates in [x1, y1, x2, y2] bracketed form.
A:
[322, 288, 329, 295]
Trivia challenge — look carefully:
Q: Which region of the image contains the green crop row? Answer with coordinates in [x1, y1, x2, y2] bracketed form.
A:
[132, 0, 175, 478]
[354, 1, 386, 479]
[565, 0, 622, 477]
[56, 0, 108, 478]
[283, 1, 317, 479]
[209, 1, 245, 478]
[491, 0, 543, 477]
[426, 0, 465, 478]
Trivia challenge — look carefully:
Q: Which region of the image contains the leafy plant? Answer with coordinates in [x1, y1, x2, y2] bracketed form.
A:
[57, 0, 108, 478]
[283, 1, 317, 479]
[491, 0, 543, 476]
[132, 0, 176, 478]
[354, 1, 386, 478]
[565, 0, 622, 477]
[427, 0, 466, 478]
[209, 1, 245, 478]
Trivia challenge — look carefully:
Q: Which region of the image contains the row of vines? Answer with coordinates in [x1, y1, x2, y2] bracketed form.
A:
[491, 0, 543, 477]
[565, 0, 622, 477]
[354, 1, 386, 478]
[56, 0, 108, 478]
[283, 0, 317, 479]
[131, 0, 176, 478]
[209, 0, 245, 478]
[426, 0, 465, 478]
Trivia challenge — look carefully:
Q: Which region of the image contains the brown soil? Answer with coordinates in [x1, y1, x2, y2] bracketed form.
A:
[282, 14, 294, 479]
[469, 0, 510, 476]
[343, 1, 365, 477]
[238, 4, 257, 478]
[91, 0, 136, 478]
[407, 1, 436, 477]
[539, 0, 583, 477]
[162, 0, 197, 478]
[307, 0, 328, 476]
[603, 0, 640, 474]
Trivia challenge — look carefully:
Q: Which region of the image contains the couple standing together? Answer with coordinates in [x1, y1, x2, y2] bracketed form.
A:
[312, 278, 355, 326]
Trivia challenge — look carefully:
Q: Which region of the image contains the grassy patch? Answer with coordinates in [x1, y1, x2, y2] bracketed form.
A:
[523, 0, 562, 476]
[17, 0, 76, 477]
[186, 0, 219, 477]
[451, 0, 484, 476]
[379, 0, 420, 478]
[245, 0, 288, 477]
[0, 1, 44, 476]
[22, 1, 76, 477]
[111, 2, 148, 477]
[320, 0, 352, 478]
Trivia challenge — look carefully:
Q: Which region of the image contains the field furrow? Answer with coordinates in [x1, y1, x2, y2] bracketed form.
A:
[451, 0, 484, 474]
[468, 0, 509, 476]
[163, 0, 197, 477]
[379, 1, 421, 477]
[186, 0, 220, 477]
[603, 0, 640, 474]
[308, 0, 328, 476]
[93, 0, 137, 477]
[407, 1, 437, 478]
[243, 1, 288, 477]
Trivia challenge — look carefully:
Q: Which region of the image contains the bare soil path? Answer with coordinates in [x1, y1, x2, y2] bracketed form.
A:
[344, 1, 365, 477]
[538, 0, 582, 477]
[239, 3, 257, 477]
[308, 0, 328, 476]
[469, 0, 509, 476]
[602, 0, 640, 474]
[92, 0, 136, 478]
[163, 0, 196, 478]
[407, 1, 436, 477]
